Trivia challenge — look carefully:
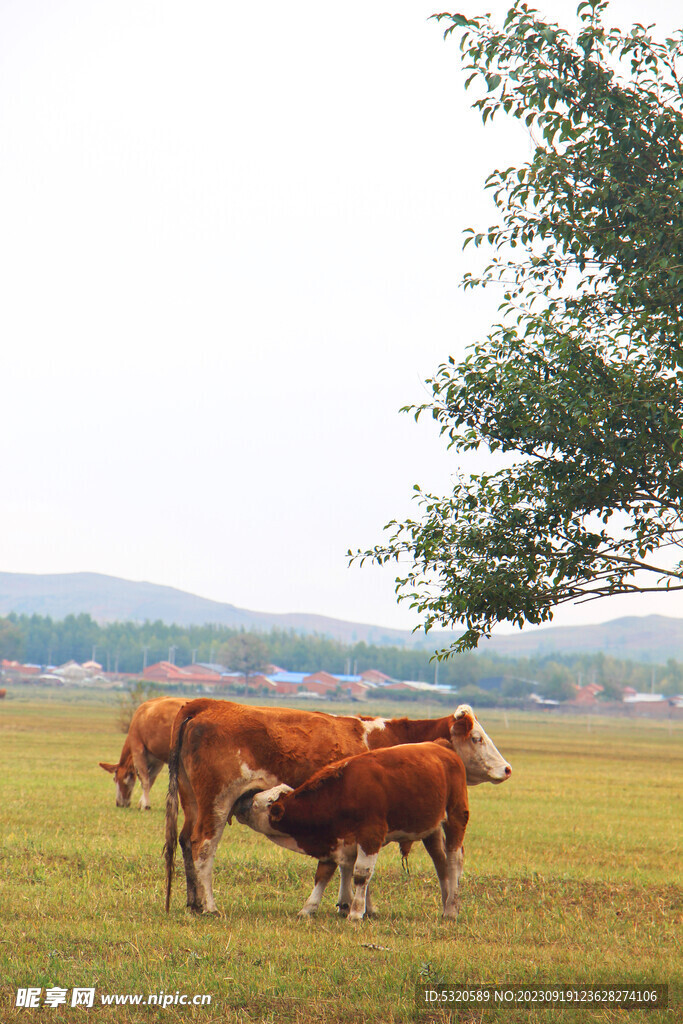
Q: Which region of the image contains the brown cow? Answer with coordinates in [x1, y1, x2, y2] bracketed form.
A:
[232, 740, 469, 921]
[0, 688, 6, 699]
[164, 699, 510, 914]
[99, 696, 187, 809]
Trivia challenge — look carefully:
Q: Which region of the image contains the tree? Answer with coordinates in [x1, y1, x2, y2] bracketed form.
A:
[501, 676, 535, 698]
[659, 657, 683, 695]
[537, 662, 576, 702]
[0, 617, 23, 661]
[117, 679, 161, 733]
[356, 1, 683, 654]
[217, 633, 269, 685]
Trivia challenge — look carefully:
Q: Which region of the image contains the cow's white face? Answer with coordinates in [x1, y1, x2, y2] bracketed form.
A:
[449, 705, 511, 785]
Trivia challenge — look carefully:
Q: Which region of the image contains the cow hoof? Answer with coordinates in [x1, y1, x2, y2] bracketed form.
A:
[336, 903, 350, 919]
[347, 913, 364, 924]
[188, 903, 218, 916]
[442, 909, 458, 921]
[297, 908, 315, 920]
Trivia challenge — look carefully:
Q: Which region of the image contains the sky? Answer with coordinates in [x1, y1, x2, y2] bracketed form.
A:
[1, 0, 682, 639]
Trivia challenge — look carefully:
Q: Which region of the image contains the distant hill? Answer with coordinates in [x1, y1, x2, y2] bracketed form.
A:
[0, 572, 421, 647]
[484, 614, 683, 663]
[1, 572, 682, 662]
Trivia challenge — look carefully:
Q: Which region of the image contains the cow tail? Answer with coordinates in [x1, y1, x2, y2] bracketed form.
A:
[164, 715, 190, 913]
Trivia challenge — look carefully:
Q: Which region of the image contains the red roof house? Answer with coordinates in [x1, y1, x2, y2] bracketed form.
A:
[143, 662, 223, 685]
[360, 669, 394, 685]
[302, 671, 340, 690]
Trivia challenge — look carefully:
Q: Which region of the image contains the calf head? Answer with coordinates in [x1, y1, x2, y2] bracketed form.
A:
[230, 783, 293, 837]
[98, 761, 136, 807]
[448, 705, 511, 785]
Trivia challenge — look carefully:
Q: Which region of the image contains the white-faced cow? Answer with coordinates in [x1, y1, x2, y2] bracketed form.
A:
[100, 696, 187, 809]
[164, 699, 510, 914]
[232, 740, 470, 921]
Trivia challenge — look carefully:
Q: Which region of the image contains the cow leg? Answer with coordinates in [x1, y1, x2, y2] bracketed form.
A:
[192, 810, 228, 915]
[348, 847, 379, 923]
[336, 850, 378, 918]
[364, 886, 379, 919]
[129, 738, 149, 808]
[177, 772, 200, 912]
[191, 779, 253, 914]
[442, 845, 465, 920]
[336, 866, 377, 918]
[336, 848, 356, 917]
[138, 755, 163, 810]
[442, 807, 469, 920]
[299, 860, 337, 918]
[422, 829, 449, 911]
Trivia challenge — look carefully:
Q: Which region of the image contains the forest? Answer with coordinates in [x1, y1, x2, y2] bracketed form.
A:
[1, 611, 681, 700]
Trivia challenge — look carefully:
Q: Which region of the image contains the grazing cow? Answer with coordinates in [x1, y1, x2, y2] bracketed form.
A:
[232, 740, 469, 921]
[0, 688, 6, 699]
[99, 696, 187, 809]
[164, 699, 510, 914]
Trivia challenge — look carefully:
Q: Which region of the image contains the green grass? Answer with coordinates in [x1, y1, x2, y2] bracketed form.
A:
[0, 695, 681, 1022]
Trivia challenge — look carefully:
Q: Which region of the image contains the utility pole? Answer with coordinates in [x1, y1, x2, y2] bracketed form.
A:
[169, 645, 177, 666]
[142, 646, 149, 671]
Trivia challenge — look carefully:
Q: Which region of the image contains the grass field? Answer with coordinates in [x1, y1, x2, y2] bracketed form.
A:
[0, 692, 681, 1023]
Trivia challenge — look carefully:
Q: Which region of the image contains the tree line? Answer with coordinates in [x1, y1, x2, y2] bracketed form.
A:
[0, 612, 680, 699]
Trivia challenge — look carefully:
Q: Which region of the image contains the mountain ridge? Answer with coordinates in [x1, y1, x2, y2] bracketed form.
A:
[1, 571, 683, 661]
[0, 571, 420, 647]
[483, 613, 683, 662]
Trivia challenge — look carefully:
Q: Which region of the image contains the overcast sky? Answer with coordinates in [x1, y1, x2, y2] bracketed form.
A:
[2, 0, 681, 639]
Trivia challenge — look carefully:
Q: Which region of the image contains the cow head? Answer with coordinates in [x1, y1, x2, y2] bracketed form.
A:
[448, 705, 511, 786]
[98, 761, 136, 807]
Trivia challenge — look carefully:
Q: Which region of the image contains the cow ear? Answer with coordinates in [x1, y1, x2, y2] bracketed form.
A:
[270, 802, 285, 823]
[450, 708, 474, 739]
[432, 737, 451, 750]
[99, 762, 117, 774]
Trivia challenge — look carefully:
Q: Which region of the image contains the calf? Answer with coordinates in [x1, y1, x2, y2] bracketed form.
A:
[233, 740, 469, 921]
[99, 696, 187, 809]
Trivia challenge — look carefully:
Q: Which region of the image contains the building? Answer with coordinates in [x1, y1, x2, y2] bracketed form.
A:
[571, 683, 604, 705]
[142, 661, 223, 686]
[302, 671, 343, 690]
[360, 669, 394, 685]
